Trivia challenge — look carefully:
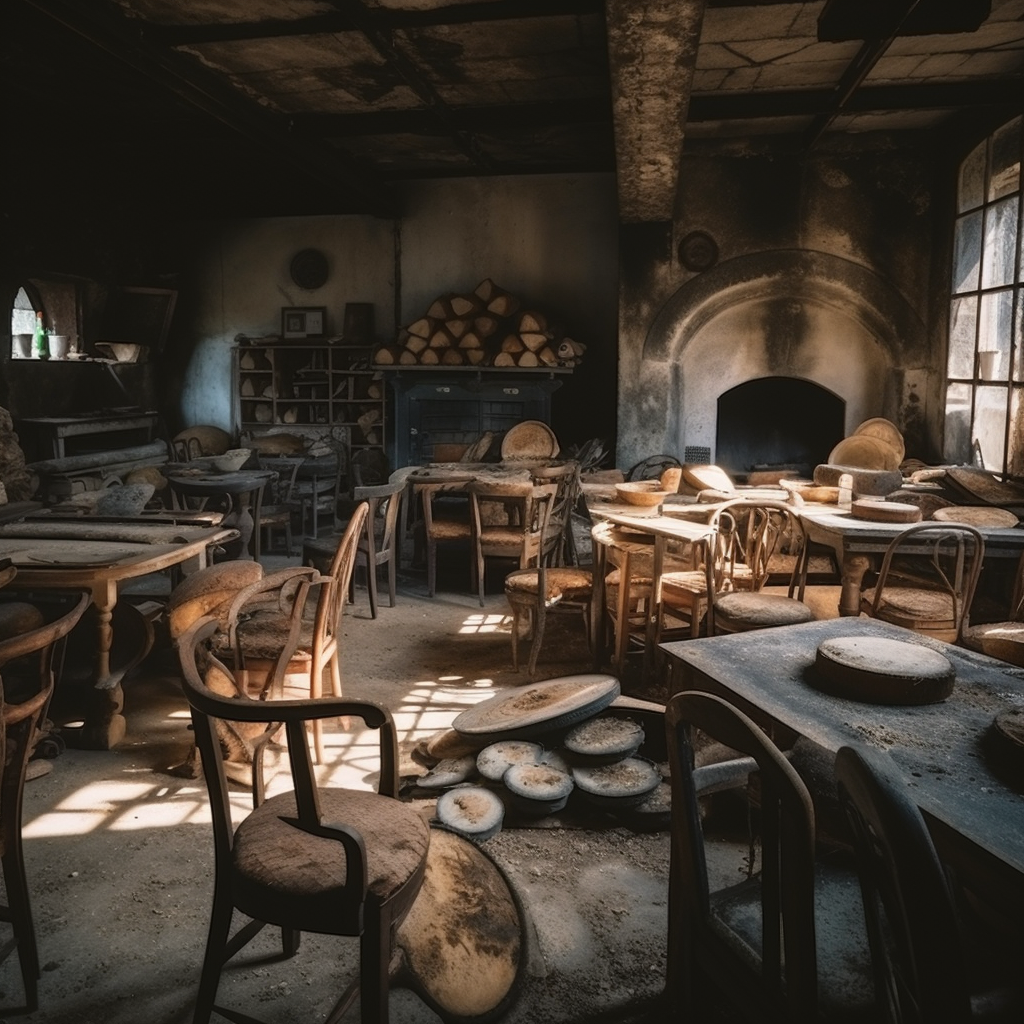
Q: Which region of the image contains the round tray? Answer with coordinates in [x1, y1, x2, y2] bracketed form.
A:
[850, 499, 922, 523]
[810, 636, 955, 705]
[500, 420, 559, 460]
[828, 434, 902, 472]
[931, 505, 1018, 528]
[853, 417, 905, 463]
[453, 674, 621, 741]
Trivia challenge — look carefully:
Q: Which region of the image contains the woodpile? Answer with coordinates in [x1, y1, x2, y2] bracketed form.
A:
[375, 279, 587, 369]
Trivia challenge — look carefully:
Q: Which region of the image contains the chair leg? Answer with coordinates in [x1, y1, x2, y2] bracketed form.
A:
[359, 901, 391, 1024]
[508, 604, 523, 671]
[527, 604, 547, 680]
[427, 538, 437, 598]
[192, 888, 235, 1024]
[367, 555, 379, 620]
[1, 846, 39, 1011]
[387, 550, 397, 608]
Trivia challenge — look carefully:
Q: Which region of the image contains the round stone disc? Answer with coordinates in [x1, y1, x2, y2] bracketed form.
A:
[435, 786, 505, 842]
[396, 827, 524, 1022]
[453, 674, 621, 740]
[572, 756, 661, 808]
[563, 715, 644, 765]
[812, 636, 955, 705]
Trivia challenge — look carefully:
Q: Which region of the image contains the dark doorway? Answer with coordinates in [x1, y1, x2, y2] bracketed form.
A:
[716, 376, 844, 478]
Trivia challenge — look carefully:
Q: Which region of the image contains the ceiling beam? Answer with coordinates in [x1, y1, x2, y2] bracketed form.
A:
[688, 79, 1024, 121]
[18, 0, 396, 216]
[151, 0, 604, 46]
[606, 0, 707, 224]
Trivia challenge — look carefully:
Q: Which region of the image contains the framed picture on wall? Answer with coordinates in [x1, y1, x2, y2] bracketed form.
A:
[282, 306, 327, 339]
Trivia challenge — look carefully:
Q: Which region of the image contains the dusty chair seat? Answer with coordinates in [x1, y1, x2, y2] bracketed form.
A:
[713, 590, 816, 632]
[859, 585, 957, 633]
[961, 620, 1024, 666]
[233, 788, 430, 928]
[504, 566, 594, 678]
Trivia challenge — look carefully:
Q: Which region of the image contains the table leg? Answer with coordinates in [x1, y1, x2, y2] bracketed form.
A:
[78, 581, 128, 750]
[839, 554, 872, 616]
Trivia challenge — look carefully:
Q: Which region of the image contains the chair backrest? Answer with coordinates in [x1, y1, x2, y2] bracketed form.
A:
[865, 522, 985, 642]
[315, 502, 370, 648]
[530, 461, 581, 566]
[258, 456, 301, 506]
[177, 616, 400, 883]
[353, 480, 404, 559]
[666, 689, 819, 1020]
[467, 481, 556, 560]
[834, 744, 973, 1024]
[710, 499, 806, 593]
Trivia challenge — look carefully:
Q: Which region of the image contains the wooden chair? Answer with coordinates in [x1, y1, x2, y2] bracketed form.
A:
[860, 522, 985, 643]
[467, 480, 556, 607]
[530, 461, 582, 566]
[0, 590, 90, 1011]
[665, 690, 874, 1022]
[835, 743, 1022, 1022]
[257, 456, 301, 555]
[695, 499, 815, 636]
[295, 453, 345, 540]
[226, 503, 369, 764]
[414, 480, 475, 598]
[504, 562, 595, 680]
[177, 616, 430, 1024]
[961, 548, 1023, 666]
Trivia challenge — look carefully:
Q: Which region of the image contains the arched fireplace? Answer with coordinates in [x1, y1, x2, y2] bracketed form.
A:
[716, 376, 845, 479]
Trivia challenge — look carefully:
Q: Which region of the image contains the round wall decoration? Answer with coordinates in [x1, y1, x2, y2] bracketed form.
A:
[289, 248, 329, 290]
[678, 231, 719, 272]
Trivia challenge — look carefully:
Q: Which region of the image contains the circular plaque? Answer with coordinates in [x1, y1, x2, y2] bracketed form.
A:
[678, 231, 719, 272]
[289, 248, 329, 289]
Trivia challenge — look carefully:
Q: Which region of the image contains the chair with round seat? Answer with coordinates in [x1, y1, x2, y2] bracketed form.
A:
[702, 499, 816, 636]
[414, 480, 475, 598]
[0, 590, 90, 1012]
[859, 522, 985, 644]
[504, 563, 595, 679]
[961, 549, 1023, 666]
[226, 503, 369, 765]
[177, 616, 430, 1024]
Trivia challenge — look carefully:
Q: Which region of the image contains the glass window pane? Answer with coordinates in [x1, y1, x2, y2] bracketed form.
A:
[953, 211, 982, 293]
[988, 115, 1021, 202]
[944, 382, 973, 464]
[972, 386, 1008, 472]
[1008, 386, 1023, 478]
[948, 296, 977, 378]
[959, 139, 986, 212]
[982, 197, 1019, 289]
[1014, 300, 1023, 383]
[978, 290, 1013, 380]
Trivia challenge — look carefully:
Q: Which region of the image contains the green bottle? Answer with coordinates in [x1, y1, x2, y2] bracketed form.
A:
[33, 311, 49, 360]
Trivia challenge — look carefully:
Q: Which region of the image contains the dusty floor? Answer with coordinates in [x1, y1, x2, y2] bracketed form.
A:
[1, 541, 842, 1024]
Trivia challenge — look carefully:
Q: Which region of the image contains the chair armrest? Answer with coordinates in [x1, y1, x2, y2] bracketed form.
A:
[279, 816, 368, 893]
[692, 756, 760, 796]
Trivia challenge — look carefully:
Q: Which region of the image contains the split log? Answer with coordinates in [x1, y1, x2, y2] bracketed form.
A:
[429, 326, 455, 349]
[441, 348, 465, 365]
[446, 317, 469, 339]
[520, 331, 549, 353]
[419, 348, 440, 365]
[473, 314, 500, 338]
[537, 346, 559, 367]
[465, 348, 486, 365]
[500, 334, 525, 355]
[450, 294, 482, 317]
[373, 345, 401, 365]
[458, 330, 484, 350]
[517, 350, 540, 367]
[493, 352, 516, 367]
[405, 333, 429, 354]
[427, 295, 455, 320]
[519, 310, 547, 334]
[407, 317, 435, 339]
[474, 278, 498, 303]
[486, 288, 521, 317]
[399, 348, 418, 365]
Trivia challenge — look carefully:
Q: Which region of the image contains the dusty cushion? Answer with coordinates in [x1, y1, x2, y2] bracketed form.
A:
[232, 788, 430, 931]
[715, 592, 815, 628]
[505, 568, 593, 603]
[0, 602, 45, 641]
[236, 609, 315, 661]
[862, 586, 954, 624]
[961, 621, 1024, 666]
[168, 561, 264, 638]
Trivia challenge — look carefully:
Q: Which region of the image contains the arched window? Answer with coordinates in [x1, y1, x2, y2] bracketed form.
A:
[944, 116, 1023, 479]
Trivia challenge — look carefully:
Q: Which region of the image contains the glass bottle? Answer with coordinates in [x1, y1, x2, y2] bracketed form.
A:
[33, 311, 50, 360]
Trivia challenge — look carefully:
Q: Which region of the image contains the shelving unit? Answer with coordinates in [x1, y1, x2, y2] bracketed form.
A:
[233, 342, 386, 456]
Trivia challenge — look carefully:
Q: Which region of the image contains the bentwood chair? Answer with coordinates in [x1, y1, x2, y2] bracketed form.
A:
[414, 480, 475, 598]
[835, 744, 1022, 1022]
[665, 690, 874, 1022]
[226, 503, 369, 764]
[0, 590, 89, 1011]
[529, 461, 582, 566]
[860, 522, 985, 644]
[962, 549, 1024, 666]
[178, 617, 430, 1024]
[467, 480, 556, 607]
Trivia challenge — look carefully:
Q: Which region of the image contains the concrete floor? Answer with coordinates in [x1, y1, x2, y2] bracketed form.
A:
[0, 546, 717, 1024]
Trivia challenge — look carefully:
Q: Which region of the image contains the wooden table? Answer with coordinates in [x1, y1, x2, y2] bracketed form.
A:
[592, 512, 716, 677]
[662, 617, 1024, 919]
[18, 411, 159, 458]
[0, 521, 236, 749]
[797, 507, 1024, 616]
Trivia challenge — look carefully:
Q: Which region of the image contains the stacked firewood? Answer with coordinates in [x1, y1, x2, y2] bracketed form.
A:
[373, 279, 586, 369]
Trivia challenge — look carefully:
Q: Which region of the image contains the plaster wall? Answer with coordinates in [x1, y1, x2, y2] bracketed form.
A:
[616, 145, 949, 472]
[172, 174, 619, 451]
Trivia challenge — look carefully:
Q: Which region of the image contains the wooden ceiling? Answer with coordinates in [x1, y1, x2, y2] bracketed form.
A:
[5, 0, 1023, 220]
